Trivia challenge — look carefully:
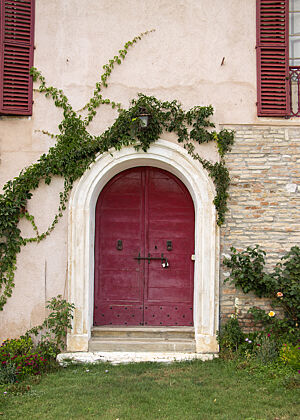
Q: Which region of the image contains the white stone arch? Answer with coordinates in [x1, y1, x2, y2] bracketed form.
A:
[67, 139, 219, 353]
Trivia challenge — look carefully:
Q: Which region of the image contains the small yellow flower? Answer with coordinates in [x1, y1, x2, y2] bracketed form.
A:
[276, 292, 283, 298]
[268, 311, 275, 317]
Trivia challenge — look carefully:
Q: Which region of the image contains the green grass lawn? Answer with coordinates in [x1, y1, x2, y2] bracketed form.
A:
[0, 358, 299, 420]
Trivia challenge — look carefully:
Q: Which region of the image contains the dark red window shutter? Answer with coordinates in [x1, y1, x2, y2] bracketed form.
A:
[257, 0, 290, 116]
[0, 0, 35, 116]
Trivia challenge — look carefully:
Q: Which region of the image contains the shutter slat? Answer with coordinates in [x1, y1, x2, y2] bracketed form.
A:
[257, 0, 289, 116]
[0, 0, 35, 115]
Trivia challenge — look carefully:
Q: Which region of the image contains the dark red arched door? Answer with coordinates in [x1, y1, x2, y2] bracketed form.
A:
[94, 167, 195, 326]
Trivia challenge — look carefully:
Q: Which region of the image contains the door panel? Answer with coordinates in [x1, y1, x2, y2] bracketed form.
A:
[144, 168, 194, 325]
[94, 166, 194, 326]
[94, 168, 144, 326]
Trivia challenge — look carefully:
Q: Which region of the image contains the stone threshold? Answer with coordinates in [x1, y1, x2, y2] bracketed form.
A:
[57, 352, 217, 365]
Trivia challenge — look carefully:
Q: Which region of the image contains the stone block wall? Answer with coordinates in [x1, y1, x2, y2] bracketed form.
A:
[219, 124, 300, 330]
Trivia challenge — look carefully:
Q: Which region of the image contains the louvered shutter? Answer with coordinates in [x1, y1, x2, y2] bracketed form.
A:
[0, 0, 35, 115]
[257, 0, 290, 116]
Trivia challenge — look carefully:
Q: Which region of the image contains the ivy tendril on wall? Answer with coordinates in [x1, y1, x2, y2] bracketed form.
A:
[0, 30, 234, 310]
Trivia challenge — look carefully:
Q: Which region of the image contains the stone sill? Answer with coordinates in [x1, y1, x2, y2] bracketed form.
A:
[57, 351, 217, 365]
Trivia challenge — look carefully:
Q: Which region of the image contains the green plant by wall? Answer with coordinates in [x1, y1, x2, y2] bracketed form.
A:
[0, 295, 74, 382]
[0, 337, 49, 381]
[255, 335, 279, 364]
[0, 361, 18, 385]
[0, 31, 234, 310]
[223, 246, 300, 331]
[280, 343, 300, 371]
[25, 295, 75, 352]
[217, 317, 244, 352]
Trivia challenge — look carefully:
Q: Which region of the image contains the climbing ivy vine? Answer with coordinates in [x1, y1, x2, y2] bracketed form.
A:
[0, 30, 234, 310]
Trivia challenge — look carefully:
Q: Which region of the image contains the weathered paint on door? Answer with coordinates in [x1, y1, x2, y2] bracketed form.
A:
[94, 167, 195, 326]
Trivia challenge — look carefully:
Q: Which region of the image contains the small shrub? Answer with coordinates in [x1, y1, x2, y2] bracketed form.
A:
[238, 332, 260, 357]
[0, 361, 17, 384]
[0, 336, 33, 357]
[223, 245, 271, 297]
[0, 338, 50, 379]
[255, 335, 279, 364]
[14, 352, 49, 378]
[0, 295, 75, 382]
[223, 245, 300, 361]
[35, 340, 60, 360]
[217, 317, 244, 352]
[26, 295, 75, 351]
[223, 245, 300, 326]
[272, 246, 300, 323]
[280, 343, 300, 371]
[248, 307, 300, 345]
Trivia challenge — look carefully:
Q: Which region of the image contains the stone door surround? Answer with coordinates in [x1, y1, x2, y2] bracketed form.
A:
[67, 139, 219, 353]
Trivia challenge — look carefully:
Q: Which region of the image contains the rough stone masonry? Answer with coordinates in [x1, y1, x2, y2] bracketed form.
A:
[219, 124, 300, 330]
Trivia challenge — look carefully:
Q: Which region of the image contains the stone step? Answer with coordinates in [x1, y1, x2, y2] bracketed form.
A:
[88, 339, 196, 353]
[90, 336, 195, 343]
[91, 326, 195, 340]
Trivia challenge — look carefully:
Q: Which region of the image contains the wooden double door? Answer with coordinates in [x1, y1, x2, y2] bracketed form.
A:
[94, 166, 195, 326]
